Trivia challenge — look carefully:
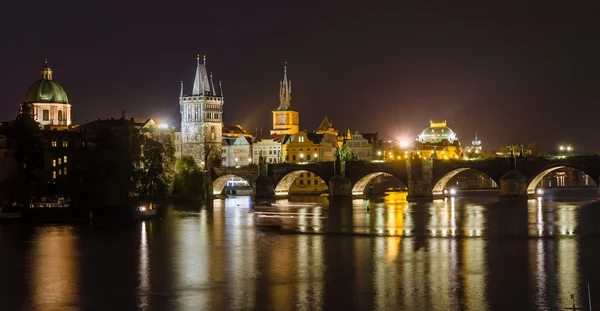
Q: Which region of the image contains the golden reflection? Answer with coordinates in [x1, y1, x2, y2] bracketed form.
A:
[462, 238, 487, 311]
[174, 208, 211, 309]
[225, 197, 257, 310]
[297, 235, 324, 311]
[374, 236, 401, 310]
[557, 204, 577, 236]
[31, 226, 79, 311]
[558, 237, 580, 308]
[138, 222, 151, 310]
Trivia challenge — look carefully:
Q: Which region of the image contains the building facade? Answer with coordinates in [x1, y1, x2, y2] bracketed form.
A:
[26, 59, 72, 128]
[222, 134, 252, 167]
[252, 134, 291, 164]
[414, 121, 462, 160]
[179, 55, 223, 167]
[271, 65, 299, 135]
[344, 130, 380, 161]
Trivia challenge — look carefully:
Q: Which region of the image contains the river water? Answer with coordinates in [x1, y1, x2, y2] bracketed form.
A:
[2, 194, 600, 311]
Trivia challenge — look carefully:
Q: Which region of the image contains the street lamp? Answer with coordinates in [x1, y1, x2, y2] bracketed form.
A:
[299, 154, 304, 162]
[313, 153, 318, 161]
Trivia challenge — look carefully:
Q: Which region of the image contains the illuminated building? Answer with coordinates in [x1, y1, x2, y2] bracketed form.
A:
[464, 132, 483, 158]
[223, 124, 253, 139]
[25, 59, 72, 128]
[270, 64, 299, 135]
[222, 134, 252, 167]
[179, 54, 223, 167]
[344, 130, 382, 161]
[252, 134, 292, 164]
[414, 121, 462, 160]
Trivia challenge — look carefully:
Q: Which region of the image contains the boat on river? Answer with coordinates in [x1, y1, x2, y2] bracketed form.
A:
[0, 203, 22, 220]
[135, 202, 157, 220]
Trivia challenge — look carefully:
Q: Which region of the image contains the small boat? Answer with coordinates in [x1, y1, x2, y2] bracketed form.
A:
[0, 203, 22, 220]
[136, 202, 157, 219]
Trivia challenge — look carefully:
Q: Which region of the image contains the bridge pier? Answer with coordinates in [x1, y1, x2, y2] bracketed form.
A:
[499, 170, 528, 200]
[254, 157, 275, 199]
[328, 159, 352, 199]
[406, 158, 433, 202]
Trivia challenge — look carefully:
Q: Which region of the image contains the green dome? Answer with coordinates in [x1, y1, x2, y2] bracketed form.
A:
[25, 79, 69, 104]
[25, 60, 70, 105]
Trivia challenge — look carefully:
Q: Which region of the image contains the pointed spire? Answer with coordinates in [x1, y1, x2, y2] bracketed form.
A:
[276, 62, 293, 111]
[203, 55, 206, 66]
[192, 53, 201, 95]
[219, 81, 223, 97]
[180, 81, 184, 97]
[210, 72, 216, 95]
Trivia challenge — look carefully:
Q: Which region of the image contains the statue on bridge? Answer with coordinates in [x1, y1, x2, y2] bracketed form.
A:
[519, 144, 524, 157]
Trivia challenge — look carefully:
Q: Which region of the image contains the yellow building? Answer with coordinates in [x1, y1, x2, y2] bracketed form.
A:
[270, 65, 299, 135]
[286, 131, 331, 194]
[412, 121, 462, 160]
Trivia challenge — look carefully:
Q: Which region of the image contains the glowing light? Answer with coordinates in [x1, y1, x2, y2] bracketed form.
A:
[235, 157, 239, 162]
[449, 188, 457, 196]
[536, 188, 544, 196]
[313, 153, 318, 158]
[377, 151, 382, 156]
[400, 140, 409, 148]
[567, 146, 573, 151]
[300, 154, 304, 158]
[559, 146, 564, 151]
[158, 123, 169, 129]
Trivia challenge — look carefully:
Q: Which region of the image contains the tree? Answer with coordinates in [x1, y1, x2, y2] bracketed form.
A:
[336, 145, 358, 161]
[172, 156, 205, 202]
[134, 137, 169, 201]
[7, 103, 44, 202]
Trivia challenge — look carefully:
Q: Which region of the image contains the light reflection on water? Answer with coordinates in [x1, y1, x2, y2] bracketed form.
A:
[1, 195, 600, 310]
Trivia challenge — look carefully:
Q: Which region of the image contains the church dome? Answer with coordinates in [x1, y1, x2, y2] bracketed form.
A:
[24, 60, 69, 104]
[417, 121, 457, 144]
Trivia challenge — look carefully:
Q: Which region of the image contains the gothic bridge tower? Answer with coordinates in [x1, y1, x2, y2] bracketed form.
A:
[180, 54, 224, 167]
[270, 64, 299, 135]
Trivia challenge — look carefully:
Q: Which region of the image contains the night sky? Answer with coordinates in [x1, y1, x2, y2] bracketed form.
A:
[1, 1, 598, 152]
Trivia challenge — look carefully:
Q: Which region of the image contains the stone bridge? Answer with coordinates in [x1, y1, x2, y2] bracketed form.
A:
[210, 156, 600, 201]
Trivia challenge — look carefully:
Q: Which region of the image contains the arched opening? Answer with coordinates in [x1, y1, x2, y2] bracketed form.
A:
[527, 166, 597, 195]
[352, 172, 406, 197]
[433, 168, 498, 196]
[275, 170, 328, 197]
[213, 175, 252, 196]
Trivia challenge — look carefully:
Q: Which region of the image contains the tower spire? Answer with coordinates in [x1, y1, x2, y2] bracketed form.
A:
[203, 55, 206, 66]
[192, 53, 201, 95]
[276, 62, 292, 110]
[219, 81, 223, 97]
[180, 81, 184, 97]
[210, 72, 216, 95]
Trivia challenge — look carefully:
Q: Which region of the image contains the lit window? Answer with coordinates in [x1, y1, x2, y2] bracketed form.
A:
[64, 156, 67, 163]
[58, 169, 62, 175]
[52, 171, 56, 179]
[51, 140, 57, 147]
[58, 158, 61, 165]
[64, 167, 67, 175]
[52, 160, 56, 167]
[63, 140, 68, 147]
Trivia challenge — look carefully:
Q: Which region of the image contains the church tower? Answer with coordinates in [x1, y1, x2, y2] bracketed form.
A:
[25, 59, 72, 128]
[180, 54, 224, 167]
[271, 64, 299, 135]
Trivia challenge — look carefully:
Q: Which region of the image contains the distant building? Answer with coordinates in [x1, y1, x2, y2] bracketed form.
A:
[222, 134, 252, 167]
[270, 65, 299, 135]
[25, 59, 72, 128]
[179, 55, 224, 167]
[252, 134, 292, 164]
[344, 130, 382, 161]
[464, 132, 483, 158]
[223, 125, 253, 139]
[413, 121, 462, 160]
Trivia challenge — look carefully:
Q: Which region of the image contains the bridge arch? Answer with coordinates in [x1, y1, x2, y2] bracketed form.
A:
[351, 172, 406, 196]
[212, 174, 252, 195]
[526, 165, 597, 195]
[433, 168, 498, 196]
[274, 169, 328, 196]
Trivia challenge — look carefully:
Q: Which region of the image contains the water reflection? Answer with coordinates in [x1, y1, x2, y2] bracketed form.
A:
[29, 226, 79, 311]
[1, 197, 600, 310]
